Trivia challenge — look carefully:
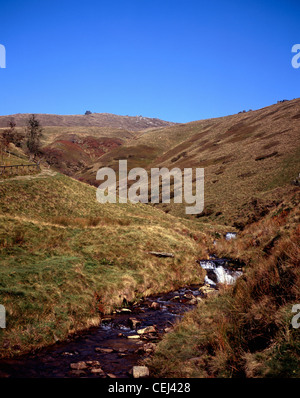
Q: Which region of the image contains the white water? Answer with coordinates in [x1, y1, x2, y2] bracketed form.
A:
[199, 259, 242, 285]
[225, 232, 237, 241]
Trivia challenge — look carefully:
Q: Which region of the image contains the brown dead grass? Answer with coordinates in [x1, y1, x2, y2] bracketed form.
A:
[147, 191, 300, 377]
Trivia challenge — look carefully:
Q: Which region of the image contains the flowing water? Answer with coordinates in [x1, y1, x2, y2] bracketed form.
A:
[225, 232, 237, 241]
[0, 286, 204, 378]
[0, 256, 243, 378]
[199, 256, 243, 286]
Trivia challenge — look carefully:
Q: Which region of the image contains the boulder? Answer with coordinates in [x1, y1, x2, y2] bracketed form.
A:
[86, 360, 101, 367]
[127, 334, 140, 339]
[137, 326, 156, 335]
[150, 301, 160, 310]
[132, 366, 150, 378]
[90, 368, 105, 375]
[199, 284, 216, 295]
[128, 317, 141, 329]
[189, 297, 198, 305]
[183, 292, 194, 300]
[70, 361, 87, 370]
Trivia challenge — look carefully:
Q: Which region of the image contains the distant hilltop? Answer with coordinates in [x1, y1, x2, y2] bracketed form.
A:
[0, 112, 177, 131]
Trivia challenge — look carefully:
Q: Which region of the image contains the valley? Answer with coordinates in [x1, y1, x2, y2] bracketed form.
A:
[0, 100, 299, 378]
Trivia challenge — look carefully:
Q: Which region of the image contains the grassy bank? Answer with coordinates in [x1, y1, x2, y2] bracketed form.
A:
[147, 190, 300, 377]
[0, 172, 208, 359]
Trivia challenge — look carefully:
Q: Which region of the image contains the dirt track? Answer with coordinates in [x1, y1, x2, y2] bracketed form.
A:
[0, 168, 57, 183]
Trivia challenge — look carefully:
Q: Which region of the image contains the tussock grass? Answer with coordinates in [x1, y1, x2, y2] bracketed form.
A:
[147, 192, 300, 377]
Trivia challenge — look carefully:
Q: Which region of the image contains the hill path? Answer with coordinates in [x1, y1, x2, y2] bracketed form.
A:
[0, 168, 57, 183]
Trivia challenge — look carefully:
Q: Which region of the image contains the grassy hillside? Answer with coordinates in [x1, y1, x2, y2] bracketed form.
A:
[40, 126, 136, 146]
[0, 113, 176, 131]
[0, 149, 39, 181]
[147, 189, 300, 377]
[0, 100, 299, 375]
[0, 171, 209, 358]
[82, 99, 300, 227]
[3, 100, 298, 228]
[148, 99, 300, 225]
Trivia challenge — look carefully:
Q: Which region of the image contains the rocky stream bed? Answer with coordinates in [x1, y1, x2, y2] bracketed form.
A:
[0, 256, 243, 378]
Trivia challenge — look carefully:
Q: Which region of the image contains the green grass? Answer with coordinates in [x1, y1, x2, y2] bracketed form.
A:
[0, 172, 208, 358]
[1, 99, 299, 376]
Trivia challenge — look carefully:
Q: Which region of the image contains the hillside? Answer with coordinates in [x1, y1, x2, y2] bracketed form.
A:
[147, 189, 300, 377]
[3, 100, 298, 226]
[0, 112, 176, 131]
[0, 100, 299, 375]
[76, 99, 300, 227]
[0, 170, 210, 358]
[0, 113, 176, 182]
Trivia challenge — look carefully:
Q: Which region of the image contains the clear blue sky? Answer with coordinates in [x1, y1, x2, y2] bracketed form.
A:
[0, 0, 299, 123]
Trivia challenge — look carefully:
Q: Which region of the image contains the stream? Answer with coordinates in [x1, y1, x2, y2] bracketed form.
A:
[0, 256, 243, 378]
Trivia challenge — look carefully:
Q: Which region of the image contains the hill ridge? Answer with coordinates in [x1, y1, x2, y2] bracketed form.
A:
[0, 112, 177, 131]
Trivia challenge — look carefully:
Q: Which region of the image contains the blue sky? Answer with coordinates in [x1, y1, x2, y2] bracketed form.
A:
[0, 0, 299, 122]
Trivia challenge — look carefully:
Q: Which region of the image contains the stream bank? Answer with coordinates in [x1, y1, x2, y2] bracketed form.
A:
[0, 257, 243, 378]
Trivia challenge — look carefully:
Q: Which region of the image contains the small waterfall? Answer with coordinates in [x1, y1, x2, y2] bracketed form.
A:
[225, 232, 237, 241]
[199, 257, 242, 286]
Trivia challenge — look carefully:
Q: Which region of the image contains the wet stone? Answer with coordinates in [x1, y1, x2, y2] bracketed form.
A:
[69, 369, 86, 377]
[95, 347, 114, 354]
[137, 326, 156, 335]
[106, 373, 117, 378]
[0, 277, 225, 378]
[127, 334, 140, 340]
[128, 317, 141, 329]
[61, 351, 76, 356]
[90, 368, 105, 375]
[189, 297, 198, 305]
[86, 360, 101, 367]
[183, 292, 194, 300]
[132, 366, 150, 378]
[70, 361, 87, 370]
[150, 302, 160, 310]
